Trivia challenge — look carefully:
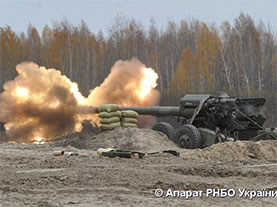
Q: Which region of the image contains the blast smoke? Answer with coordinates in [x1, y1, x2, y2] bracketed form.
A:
[0, 62, 85, 143]
[0, 58, 160, 143]
[87, 58, 160, 106]
[86, 58, 160, 126]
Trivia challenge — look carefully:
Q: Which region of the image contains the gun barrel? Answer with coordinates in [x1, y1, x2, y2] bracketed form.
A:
[119, 106, 180, 116]
[76, 106, 98, 114]
[76, 106, 181, 116]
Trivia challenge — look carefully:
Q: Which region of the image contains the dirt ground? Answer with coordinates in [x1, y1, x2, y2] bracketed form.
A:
[0, 127, 277, 207]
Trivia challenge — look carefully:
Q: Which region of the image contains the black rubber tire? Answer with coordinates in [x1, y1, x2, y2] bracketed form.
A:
[174, 125, 202, 149]
[152, 122, 175, 140]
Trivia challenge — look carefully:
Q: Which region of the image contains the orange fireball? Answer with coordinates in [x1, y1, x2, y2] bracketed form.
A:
[137, 68, 158, 100]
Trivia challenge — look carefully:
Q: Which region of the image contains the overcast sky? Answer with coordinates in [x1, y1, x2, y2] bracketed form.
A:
[0, 0, 276, 35]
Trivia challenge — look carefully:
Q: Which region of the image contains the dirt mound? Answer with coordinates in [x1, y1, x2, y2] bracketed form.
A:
[181, 140, 277, 161]
[50, 127, 277, 158]
[1, 129, 277, 206]
[51, 127, 178, 152]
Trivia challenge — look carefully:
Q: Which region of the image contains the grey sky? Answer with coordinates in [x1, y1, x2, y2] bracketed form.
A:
[0, 0, 276, 35]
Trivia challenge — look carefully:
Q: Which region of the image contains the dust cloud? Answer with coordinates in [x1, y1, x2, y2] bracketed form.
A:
[0, 58, 160, 143]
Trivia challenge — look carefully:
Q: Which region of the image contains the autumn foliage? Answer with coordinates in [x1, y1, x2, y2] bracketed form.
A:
[0, 13, 276, 126]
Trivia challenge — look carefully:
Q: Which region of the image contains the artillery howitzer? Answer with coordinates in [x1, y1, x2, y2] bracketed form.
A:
[118, 93, 276, 149]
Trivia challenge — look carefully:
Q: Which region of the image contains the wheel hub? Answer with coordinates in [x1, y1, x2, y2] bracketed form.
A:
[179, 134, 192, 148]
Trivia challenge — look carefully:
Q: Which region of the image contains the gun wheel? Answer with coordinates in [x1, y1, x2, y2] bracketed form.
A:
[152, 122, 175, 140]
[174, 125, 202, 149]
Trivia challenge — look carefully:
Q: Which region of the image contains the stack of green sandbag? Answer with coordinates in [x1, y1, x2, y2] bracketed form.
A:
[98, 104, 121, 131]
[121, 110, 139, 128]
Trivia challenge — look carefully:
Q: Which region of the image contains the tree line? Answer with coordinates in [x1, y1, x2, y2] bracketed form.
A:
[0, 13, 276, 126]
